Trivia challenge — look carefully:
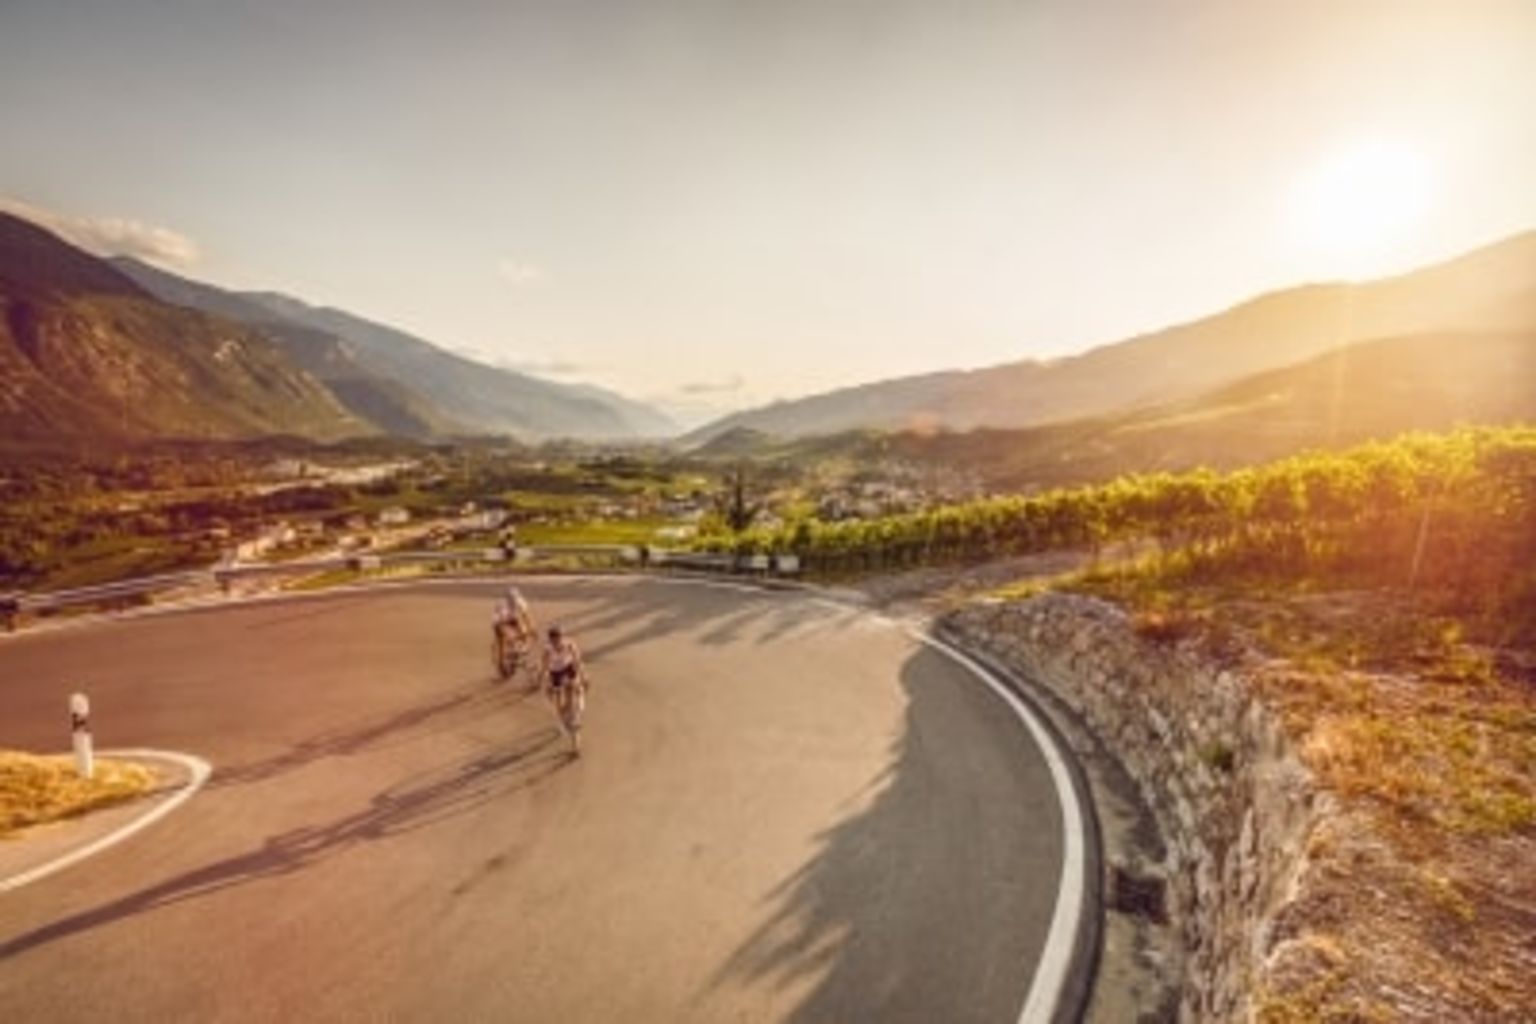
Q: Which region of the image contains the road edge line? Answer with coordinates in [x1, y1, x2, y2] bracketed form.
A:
[915, 630, 1101, 1024]
[0, 749, 212, 895]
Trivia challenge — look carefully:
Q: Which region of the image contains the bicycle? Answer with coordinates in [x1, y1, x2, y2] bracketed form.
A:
[547, 672, 587, 757]
[492, 627, 531, 683]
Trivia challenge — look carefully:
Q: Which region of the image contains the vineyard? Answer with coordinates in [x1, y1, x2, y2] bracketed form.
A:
[706, 425, 1536, 628]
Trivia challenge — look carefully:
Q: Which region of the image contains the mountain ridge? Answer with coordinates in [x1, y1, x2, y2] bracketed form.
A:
[0, 213, 366, 443]
[704, 323, 1535, 490]
[109, 256, 457, 439]
[111, 256, 675, 441]
[687, 229, 1536, 444]
[237, 291, 676, 441]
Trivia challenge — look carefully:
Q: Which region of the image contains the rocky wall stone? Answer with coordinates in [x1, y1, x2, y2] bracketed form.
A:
[943, 593, 1321, 1023]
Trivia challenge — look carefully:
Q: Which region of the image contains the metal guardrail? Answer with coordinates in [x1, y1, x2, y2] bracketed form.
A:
[1, 544, 802, 631]
[7, 570, 208, 617]
[653, 550, 801, 575]
[521, 544, 639, 562]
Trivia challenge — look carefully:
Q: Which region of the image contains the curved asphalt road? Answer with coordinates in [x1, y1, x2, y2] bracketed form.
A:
[0, 577, 1071, 1022]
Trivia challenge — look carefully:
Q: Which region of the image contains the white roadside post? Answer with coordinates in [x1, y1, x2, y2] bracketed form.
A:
[70, 692, 94, 780]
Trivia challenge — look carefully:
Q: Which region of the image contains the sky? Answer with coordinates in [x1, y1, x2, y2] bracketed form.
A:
[2, 1, 1534, 426]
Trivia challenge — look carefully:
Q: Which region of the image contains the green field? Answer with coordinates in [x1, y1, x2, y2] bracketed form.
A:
[517, 517, 682, 546]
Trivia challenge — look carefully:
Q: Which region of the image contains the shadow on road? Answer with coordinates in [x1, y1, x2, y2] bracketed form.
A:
[703, 647, 1057, 1024]
[209, 682, 530, 791]
[236, 592, 395, 630]
[546, 578, 862, 662]
[0, 728, 569, 961]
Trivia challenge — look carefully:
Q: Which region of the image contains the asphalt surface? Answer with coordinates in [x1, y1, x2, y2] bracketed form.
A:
[0, 577, 1068, 1023]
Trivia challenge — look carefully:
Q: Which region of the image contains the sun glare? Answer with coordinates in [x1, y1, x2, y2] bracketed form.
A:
[1287, 139, 1436, 277]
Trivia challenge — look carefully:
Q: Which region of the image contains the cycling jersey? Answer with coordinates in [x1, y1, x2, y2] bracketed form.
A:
[494, 597, 533, 638]
[545, 638, 581, 687]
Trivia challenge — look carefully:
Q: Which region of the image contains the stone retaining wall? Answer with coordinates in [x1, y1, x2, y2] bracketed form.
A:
[944, 593, 1323, 1021]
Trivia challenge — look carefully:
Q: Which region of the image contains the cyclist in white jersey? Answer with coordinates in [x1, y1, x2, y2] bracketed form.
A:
[492, 586, 535, 680]
[494, 586, 533, 641]
[540, 624, 588, 754]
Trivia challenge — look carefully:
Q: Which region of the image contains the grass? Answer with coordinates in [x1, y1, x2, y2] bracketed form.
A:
[1302, 710, 1536, 834]
[0, 751, 156, 837]
[284, 568, 363, 591]
[28, 536, 209, 592]
[518, 517, 680, 546]
[1055, 562, 1536, 837]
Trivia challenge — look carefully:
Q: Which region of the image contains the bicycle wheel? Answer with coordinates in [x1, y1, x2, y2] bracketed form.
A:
[559, 689, 583, 756]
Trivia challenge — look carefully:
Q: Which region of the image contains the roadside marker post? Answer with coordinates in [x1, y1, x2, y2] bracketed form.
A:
[70, 692, 94, 780]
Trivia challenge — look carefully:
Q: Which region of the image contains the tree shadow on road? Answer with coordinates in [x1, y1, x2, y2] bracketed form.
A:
[0, 727, 569, 960]
[548, 578, 863, 662]
[702, 648, 1060, 1024]
[209, 682, 532, 791]
[234, 591, 396, 630]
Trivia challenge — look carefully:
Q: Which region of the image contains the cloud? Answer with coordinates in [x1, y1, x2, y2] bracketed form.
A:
[677, 374, 745, 395]
[496, 259, 547, 287]
[0, 196, 200, 268]
[502, 356, 585, 378]
[452, 345, 584, 378]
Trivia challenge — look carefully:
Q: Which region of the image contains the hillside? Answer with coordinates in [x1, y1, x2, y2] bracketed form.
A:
[688, 230, 1536, 444]
[111, 257, 455, 439]
[707, 326, 1536, 491]
[945, 327, 1535, 488]
[242, 292, 676, 441]
[0, 214, 365, 443]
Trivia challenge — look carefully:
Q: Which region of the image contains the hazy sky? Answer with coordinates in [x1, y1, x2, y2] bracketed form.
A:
[3, 1, 1534, 424]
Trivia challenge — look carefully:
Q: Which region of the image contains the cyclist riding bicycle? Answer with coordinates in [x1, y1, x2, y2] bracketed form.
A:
[540, 624, 588, 754]
[492, 586, 535, 679]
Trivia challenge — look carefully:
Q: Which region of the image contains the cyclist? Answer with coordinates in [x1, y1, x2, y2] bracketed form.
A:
[492, 586, 535, 679]
[540, 624, 588, 754]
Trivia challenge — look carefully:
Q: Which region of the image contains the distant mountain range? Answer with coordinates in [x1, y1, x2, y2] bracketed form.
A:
[0, 209, 676, 445]
[686, 230, 1536, 445]
[0, 213, 363, 443]
[699, 322, 1536, 489]
[229, 288, 675, 441]
[110, 258, 675, 441]
[901, 326, 1536, 488]
[5, 204, 1532, 457]
[106, 256, 454, 439]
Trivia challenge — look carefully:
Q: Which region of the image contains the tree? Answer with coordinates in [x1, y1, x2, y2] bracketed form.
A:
[714, 465, 764, 534]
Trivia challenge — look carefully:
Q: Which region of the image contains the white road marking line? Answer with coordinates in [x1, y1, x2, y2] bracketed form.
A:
[0, 749, 211, 895]
[913, 633, 1087, 1024]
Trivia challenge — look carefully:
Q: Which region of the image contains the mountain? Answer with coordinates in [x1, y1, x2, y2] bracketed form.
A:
[110, 257, 454, 439]
[558, 380, 678, 439]
[688, 230, 1536, 444]
[240, 292, 676, 441]
[0, 214, 365, 443]
[727, 324, 1535, 490]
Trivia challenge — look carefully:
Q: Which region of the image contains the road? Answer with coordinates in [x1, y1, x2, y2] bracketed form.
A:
[0, 577, 1075, 1022]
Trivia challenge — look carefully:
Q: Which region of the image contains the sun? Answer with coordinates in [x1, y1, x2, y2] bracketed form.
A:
[1287, 139, 1436, 277]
